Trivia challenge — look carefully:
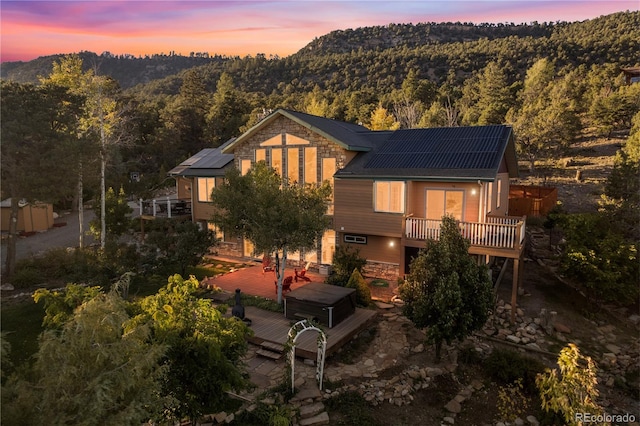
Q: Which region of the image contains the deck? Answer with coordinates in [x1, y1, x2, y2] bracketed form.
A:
[138, 197, 191, 220]
[243, 306, 377, 360]
[404, 215, 526, 258]
[204, 260, 378, 360]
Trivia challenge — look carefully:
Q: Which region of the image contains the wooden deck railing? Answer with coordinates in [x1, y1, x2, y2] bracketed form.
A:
[405, 216, 525, 251]
[139, 198, 191, 218]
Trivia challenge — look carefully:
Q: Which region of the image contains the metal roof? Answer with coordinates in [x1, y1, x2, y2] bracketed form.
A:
[336, 125, 516, 181]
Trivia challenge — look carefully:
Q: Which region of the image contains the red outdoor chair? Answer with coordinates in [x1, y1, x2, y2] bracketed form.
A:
[294, 267, 311, 282]
[275, 276, 293, 294]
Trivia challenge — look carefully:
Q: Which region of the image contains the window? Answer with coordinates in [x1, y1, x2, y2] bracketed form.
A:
[322, 157, 336, 214]
[197, 178, 215, 202]
[287, 148, 299, 183]
[344, 234, 367, 244]
[374, 181, 405, 213]
[426, 189, 464, 221]
[240, 159, 251, 176]
[271, 148, 282, 175]
[496, 178, 502, 209]
[207, 222, 224, 240]
[304, 147, 317, 183]
[255, 148, 266, 163]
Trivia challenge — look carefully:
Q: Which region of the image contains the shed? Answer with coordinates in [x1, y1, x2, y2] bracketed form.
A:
[0, 199, 54, 233]
[284, 283, 357, 328]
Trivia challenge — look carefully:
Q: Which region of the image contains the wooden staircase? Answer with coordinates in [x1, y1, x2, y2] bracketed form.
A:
[255, 341, 285, 360]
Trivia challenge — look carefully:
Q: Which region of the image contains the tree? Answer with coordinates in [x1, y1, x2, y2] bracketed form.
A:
[345, 268, 371, 307]
[0, 81, 81, 277]
[40, 55, 100, 249]
[399, 216, 493, 361]
[1, 292, 168, 426]
[206, 72, 250, 146]
[600, 116, 640, 240]
[89, 186, 133, 243]
[536, 344, 602, 425]
[367, 103, 400, 130]
[507, 59, 580, 172]
[211, 162, 332, 303]
[132, 275, 251, 421]
[459, 61, 514, 125]
[142, 220, 216, 276]
[33, 284, 102, 329]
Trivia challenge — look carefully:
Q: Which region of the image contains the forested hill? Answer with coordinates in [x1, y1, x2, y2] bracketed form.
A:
[0, 51, 230, 88]
[297, 21, 555, 55]
[2, 11, 638, 91]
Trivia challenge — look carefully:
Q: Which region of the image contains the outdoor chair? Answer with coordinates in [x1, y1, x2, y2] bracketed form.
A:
[262, 255, 274, 275]
[275, 276, 293, 294]
[294, 267, 311, 282]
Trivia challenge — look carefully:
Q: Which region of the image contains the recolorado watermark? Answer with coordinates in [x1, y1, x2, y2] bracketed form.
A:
[575, 412, 636, 423]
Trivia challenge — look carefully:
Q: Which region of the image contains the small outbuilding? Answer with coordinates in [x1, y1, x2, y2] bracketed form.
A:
[0, 199, 54, 233]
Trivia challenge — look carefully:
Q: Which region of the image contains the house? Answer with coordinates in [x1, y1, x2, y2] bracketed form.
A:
[169, 109, 526, 311]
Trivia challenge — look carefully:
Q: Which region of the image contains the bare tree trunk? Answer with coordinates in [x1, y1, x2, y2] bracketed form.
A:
[275, 249, 288, 304]
[99, 96, 106, 250]
[78, 162, 84, 249]
[3, 196, 19, 278]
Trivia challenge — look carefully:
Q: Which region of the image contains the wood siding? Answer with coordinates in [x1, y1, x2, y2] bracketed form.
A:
[334, 179, 403, 237]
[340, 234, 402, 264]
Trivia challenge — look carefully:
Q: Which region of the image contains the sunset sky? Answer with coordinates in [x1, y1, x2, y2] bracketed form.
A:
[2, 1, 637, 63]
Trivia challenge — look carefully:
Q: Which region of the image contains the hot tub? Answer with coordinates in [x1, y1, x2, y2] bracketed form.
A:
[284, 283, 356, 328]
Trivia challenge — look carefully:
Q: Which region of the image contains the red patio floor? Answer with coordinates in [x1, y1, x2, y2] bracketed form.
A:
[202, 257, 322, 300]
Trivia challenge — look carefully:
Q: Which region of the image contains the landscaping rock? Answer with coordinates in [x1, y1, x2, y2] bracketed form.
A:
[444, 399, 461, 413]
[554, 322, 571, 334]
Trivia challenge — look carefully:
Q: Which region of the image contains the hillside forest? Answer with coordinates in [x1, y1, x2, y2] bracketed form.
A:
[1, 11, 639, 300]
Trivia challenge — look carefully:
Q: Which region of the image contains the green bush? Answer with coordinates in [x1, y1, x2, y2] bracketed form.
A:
[10, 267, 44, 289]
[327, 245, 367, 287]
[345, 268, 371, 307]
[485, 349, 546, 394]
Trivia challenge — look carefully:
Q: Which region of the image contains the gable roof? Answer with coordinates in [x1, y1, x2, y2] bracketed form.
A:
[168, 138, 235, 177]
[335, 125, 518, 182]
[222, 109, 375, 153]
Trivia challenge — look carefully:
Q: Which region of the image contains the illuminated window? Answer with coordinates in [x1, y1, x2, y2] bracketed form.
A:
[374, 181, 405, 213]
[287, 148, 299, 183]
[241, 159, 251, 176]
[197, 178, 215, 202]
[497, 178, 502, 209]
[304, 147, 317, 183]
[426, 189, 464, 221]
[271, 148, 282, 175]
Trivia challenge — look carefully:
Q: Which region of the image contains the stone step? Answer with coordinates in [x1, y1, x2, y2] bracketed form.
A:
[260, 341, 285, 353]
[255, 348, 282, 360]
[299, 411, 329, 426]
[299, 402, 325, 419]
[290, 386, 322, 403]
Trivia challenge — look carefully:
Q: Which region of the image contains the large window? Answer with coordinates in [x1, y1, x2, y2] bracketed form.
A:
[374, 181, 405, 213]
[426, 189, 464, 221]
[197, 178, 215, 202]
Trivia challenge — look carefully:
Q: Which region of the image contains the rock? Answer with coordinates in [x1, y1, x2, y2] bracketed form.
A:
[526, 415, 540, 425]
[364, 359, 375, 367]
[514, 418, 524, 426]
[602, 352, 617, 365]
[629, 314, 640, 325]
[375, 301, 395, 309]
[412, 344, 424, 353]
[214, 412, 227, 423]
[443, 416, 455, 424]
[470, 379, 483, 390]
[605, 343, 621, 354]
[0, 284, 14, 291]
[444, 399, 461, 413]
[506, 335, 521, 344]
[554, 322, 571, 334]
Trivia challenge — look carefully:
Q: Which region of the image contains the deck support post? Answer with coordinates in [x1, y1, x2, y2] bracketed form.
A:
[510, 257, 522, 324]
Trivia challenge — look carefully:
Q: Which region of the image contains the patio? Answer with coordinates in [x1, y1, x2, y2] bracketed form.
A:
[201, 258, 379, 360]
